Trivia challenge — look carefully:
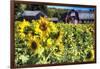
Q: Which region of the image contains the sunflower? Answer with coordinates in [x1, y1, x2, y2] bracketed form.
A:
[46, 38, 54, 48]
[34, 17, 52, 40]
[53, 43, 64, 57]
[26, 35, 44, 55]
[53, 31, 64, 57]
[49, 21, 57, 32]
[55, 31, 64, 43]
[85, 50, 95, 61]
[15, 19, 30, 39]
[16, 33, 25, 39]
[15, 19, 30, 33]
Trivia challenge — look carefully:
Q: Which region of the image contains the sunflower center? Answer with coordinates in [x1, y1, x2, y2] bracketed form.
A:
[39, 23, 47, 31]
[55, 32, 60, 39]
[18, 27, 21, 29]
[31, 31, 35, 36]
[86, 51, 92, 59]
[31, 41, 37, 50]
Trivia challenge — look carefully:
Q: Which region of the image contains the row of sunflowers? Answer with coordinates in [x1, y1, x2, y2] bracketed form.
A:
[15, 17, 95, 66]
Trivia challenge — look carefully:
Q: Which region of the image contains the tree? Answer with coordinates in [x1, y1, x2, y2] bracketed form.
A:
[26, 4, 48, 14]
[15, 4, 27, 19]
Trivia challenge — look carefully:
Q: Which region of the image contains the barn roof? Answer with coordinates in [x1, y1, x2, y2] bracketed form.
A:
[69, 10, 95, 20]
[78, 11, 95, 20]
[22, 10, 47, 17]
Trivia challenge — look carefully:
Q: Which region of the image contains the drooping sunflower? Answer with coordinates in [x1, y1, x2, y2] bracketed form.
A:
[53, 42, 64, 57]
[55, 31, 64, 43]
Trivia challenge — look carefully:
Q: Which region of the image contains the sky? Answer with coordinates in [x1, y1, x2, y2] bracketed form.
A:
[47, 5, 95, 11]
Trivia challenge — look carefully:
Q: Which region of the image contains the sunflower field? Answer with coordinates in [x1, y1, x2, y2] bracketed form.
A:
[15, 17, 95, 66]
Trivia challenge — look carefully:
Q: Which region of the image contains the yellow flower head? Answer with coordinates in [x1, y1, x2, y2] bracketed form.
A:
[16, 19, 30, 33]
[56, 31, 64, 43]
[25, 34, 44, 55]
[85, 50, 95, 61]
[54, 43, 64, 57]
[34, 17, 52, 40]
[47, 38, 53, 47]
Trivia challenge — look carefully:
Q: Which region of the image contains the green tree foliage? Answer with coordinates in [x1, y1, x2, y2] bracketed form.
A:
[15, 4, 27, 19]
[26, 4, 48, 14]
[47, 8, 68, 20]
